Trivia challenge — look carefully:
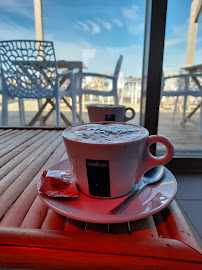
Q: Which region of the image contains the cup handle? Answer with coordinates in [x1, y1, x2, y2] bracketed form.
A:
[136, 135, 174, 184]
[123, 107, 136, 122]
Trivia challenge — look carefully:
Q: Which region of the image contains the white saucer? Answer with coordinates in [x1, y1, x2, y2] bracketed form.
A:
[37, 159, 177, 224]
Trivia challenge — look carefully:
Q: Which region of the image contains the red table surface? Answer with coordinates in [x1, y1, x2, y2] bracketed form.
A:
[0, 127, 201, 269]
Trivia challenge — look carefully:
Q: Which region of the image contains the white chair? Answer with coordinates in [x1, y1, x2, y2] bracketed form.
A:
[120, 77, 141, 104]
[75, 55, 123, 122]
[161, 73, 202, 125]
[0, 40, 77, 127]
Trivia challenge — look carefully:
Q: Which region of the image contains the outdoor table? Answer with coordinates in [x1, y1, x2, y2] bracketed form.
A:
[11, 60, 87, 126]
[0, 127, 201, 269]
[56, 60, 87, 71]
[181, 64, 202, 135]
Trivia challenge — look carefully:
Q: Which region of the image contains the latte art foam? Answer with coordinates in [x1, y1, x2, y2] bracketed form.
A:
[64, 123, 147, 144]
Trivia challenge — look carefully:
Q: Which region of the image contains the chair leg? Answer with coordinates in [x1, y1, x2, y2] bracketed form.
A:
[38, 99, 43, 125]
[114, 93, 119, 105]
[79, 95, 83, 124]
[55, 97, 60, 127]
[200, 98, 202, 136]
[120, 87, 124, 104]
[2, 95, 8, 126]
[71, 94, 77, 126]
[172, 96, 179, 121]
[134, 86, 138, 105]
[18, 98, 25, 126]
[181, 96, 187, 126]
[131, 85, 134, 104]
[82, 95, 85, 111]
[27, 99, 49, 126]
[100, 96, 105, 104]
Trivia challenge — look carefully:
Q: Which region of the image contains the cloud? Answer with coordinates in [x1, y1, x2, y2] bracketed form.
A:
[0, 22, 35, 40]
[75, 17, 124, 35]
[172, 22, 189, 36]
[75, 19, 101, 35]
[165, 38, 186, 47]
[95, 18, 112, 31]
[122, 4, 139, 21]
[82, 48, 96, 66]
[76, 21, 89, 32]
[111, 19, 123, 27]
[121, 4, 144, 35]
[128, 23, 144, 35]
[163, 51, 187, 71]
[74, 18, 124, 35]
[165, 22, 188, 47]
[194, 48, 202, 65]
[51, 38, 143, 77]
[85, 20, 101, 34]
[0, 0, 34, 20]
[164, 22, 190, 70]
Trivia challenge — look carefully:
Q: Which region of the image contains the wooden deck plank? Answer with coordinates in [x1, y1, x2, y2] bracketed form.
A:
[41, 209, 66, 231]
[0, 130, 59, 192]
[153, 211, 173, 239]
[0, 129, 21, 143]
[63, 218, 86, 232]
[0, 129, 42, 161]
[0, 134, 62, 219]
[130, 216, 159, 238]
[61, 151, 68, 160]
[108, 222, 130, 234]
[20, 196, 49, 229]
[0, 141, 66, 227]
[160, 201, 202, 253]
[0, 130, 28, 150]
[85, 222, 110, 234]
[0, 129, 15, 136]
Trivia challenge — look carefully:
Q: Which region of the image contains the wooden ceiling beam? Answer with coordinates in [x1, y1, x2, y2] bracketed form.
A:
[194, 0, 202, 22]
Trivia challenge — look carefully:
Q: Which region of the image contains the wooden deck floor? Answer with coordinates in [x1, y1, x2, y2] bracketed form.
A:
[0, 97, 202, 157]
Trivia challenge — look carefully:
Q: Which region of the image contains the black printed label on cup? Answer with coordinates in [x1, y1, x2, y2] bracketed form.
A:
[86, 159, 110, 197]
[105, 114, 115, 121]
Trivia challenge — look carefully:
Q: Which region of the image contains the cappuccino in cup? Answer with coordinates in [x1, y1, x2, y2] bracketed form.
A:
[87, 104, 135, 122]
[63, 122, 173, 199]
[65, 123, 146, 144]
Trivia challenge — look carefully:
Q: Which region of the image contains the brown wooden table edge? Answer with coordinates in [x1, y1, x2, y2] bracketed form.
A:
[0, 126, 66, 131]
[0, 245, 201, 270]
[0, 227, 201, 260]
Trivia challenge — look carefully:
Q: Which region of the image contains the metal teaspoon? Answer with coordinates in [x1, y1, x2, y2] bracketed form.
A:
[110, 165, 164, 215]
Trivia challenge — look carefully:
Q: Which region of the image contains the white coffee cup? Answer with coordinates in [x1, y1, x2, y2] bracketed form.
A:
[62, 122, 174, 199]
[87, 104, 135, 122]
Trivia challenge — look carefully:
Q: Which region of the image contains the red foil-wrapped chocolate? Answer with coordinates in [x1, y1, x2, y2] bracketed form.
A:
[39, 170, 79, 198]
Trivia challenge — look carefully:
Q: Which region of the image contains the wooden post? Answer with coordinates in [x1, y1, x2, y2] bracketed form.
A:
[186, 0, 202, 66]
[34, 0, 44, 41]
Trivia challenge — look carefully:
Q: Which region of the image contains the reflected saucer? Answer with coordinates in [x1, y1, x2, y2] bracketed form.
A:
[37, 159, 177, 224]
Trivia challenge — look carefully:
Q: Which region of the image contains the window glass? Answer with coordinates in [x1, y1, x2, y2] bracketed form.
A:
[158, 0, 202, 157]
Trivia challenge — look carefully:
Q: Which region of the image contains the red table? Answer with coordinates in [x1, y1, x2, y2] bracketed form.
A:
[0, 127, 201, 269]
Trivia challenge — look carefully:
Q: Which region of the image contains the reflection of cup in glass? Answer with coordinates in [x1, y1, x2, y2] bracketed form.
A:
[87, 104, 135, 122]
[62, 122, 174, 199]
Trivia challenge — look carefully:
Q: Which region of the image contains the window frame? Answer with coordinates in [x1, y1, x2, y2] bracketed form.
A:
[140, 0, 202, 172]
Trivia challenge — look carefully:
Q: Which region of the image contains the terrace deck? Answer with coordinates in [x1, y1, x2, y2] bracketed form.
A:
[1, 98, 201, 157]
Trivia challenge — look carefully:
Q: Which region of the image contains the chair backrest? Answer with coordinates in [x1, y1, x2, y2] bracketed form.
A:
[113, 55, 123, 79]
[162, 73, 202, 92]
[0, 40, 58, 99]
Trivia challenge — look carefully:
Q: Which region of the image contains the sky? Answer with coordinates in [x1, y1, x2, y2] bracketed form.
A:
[0, 0, 201, 77]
